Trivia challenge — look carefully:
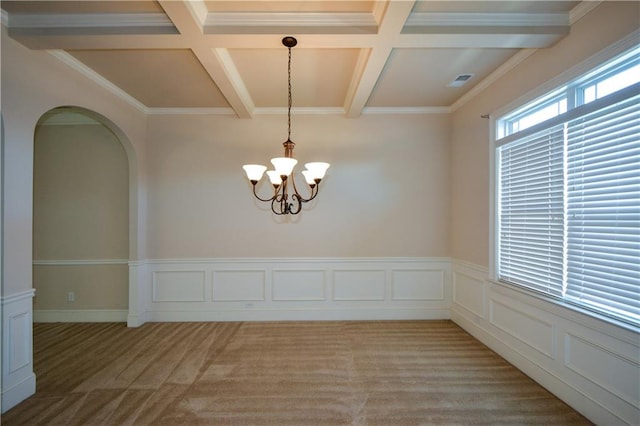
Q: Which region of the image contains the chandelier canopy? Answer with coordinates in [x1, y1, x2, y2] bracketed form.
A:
[242, 36, 330, 215]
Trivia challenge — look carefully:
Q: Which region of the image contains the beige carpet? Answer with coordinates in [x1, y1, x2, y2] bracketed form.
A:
[2, 320, 591, 425]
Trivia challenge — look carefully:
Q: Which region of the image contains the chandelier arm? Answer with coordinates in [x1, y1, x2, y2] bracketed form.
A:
[289, 193, 303, 215]
[271, 191, 285, 215]
[290, 173, 319, 203]
[252, 184, 278, 202]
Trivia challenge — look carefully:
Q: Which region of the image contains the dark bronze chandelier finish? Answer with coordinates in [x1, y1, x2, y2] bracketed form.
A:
[242, 36, 330, 216]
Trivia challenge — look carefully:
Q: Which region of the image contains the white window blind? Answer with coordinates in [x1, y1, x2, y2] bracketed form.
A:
[498, 125, 565, 297]
[565, 92, 640, 324]
[497, 84, 640, 327]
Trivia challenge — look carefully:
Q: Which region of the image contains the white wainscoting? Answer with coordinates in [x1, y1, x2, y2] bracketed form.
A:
[1, 289, 36, 414]
[451, 260, 640, 426]
[136, 257, 451, 323]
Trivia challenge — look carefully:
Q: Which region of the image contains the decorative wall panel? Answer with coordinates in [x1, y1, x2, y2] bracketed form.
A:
[152, 270, 206, 302]
[213, 270, 266, 302]
[272, 270, 326, 301]
[392, 269, 444, 300]
[333, 270, 386, 301]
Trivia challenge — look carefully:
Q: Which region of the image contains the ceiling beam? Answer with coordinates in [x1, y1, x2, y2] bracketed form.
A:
[344, 0, 416, 118]
[157, 0, 254, 118]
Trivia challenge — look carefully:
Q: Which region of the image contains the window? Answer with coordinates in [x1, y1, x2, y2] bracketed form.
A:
[495, 45, 640, 327]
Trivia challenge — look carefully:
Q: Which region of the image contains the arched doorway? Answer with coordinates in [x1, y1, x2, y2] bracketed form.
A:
[32, 107, 130, 321]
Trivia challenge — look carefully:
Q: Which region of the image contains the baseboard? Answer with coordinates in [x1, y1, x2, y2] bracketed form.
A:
[144, 307, 451, 322]
[1, 372, 36, 414]
[33, 309, 128, 323]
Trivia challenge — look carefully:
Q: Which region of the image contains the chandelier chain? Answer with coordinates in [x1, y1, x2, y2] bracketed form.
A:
[287, 45, 292, 141]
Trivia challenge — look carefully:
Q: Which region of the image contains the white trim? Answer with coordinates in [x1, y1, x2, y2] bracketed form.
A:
[7, 13, 174, 29]
[0, 289, 36, 305]
[144, 106, 454, 117]
[569, 1, 603, 25]
[139, 257, 452, 323]
[33, 259, 128, 266]
[362, 106, 451, 115]
[1, 290, 36, 413]
[406, 12, 569, 28]
[33, 309, 128, 323]
[1, 374, 35, 415]
[145, 307, 450, 323]
[1, 10, 9, 27]
[185, 0, 208, 27]
[142, 256, 450, 265]
[491, 29, 640, 120]
[147, 107, 236, 115]
[204, 12, 376, 29]
[254, 107, 346, 116]
[48, 50, 149, 114]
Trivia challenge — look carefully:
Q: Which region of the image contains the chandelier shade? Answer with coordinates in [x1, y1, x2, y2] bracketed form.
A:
[271, 157, 298, 177]
[242, 164, 267, 182]
[242, 36, 330, 216]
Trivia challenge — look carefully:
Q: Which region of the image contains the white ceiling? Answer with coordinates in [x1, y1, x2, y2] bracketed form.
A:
[2, 0, 587, 117]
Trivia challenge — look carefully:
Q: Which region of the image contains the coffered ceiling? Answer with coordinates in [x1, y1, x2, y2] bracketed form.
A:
[2, 1, 590, 117]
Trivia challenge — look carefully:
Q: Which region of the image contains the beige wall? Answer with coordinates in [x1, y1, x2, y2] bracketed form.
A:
[146, 113, 451, 258]
[450, 1, 640, 267]
[33, 119, 129, 310]
[1, 25, 147, 298]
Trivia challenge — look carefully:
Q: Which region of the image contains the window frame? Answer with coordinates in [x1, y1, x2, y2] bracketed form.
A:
[489, 31, 640, 331]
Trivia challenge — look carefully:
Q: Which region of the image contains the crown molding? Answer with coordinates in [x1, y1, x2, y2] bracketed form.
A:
[7, 12, 174, 30]
[147, 107, 236, 116]
[362, 106, 451, 115]
[569, 1, 603, 25]
[48, 50, 149, 114]
[405, 12, 569, 28]
[254, 107, 346, 116]
[204, 11, 377, 30]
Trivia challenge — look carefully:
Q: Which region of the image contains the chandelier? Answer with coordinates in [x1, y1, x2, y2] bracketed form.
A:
[242, 36, 330, 215]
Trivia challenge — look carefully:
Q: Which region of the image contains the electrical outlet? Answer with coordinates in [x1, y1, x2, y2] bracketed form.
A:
[67, 291, 75, 303]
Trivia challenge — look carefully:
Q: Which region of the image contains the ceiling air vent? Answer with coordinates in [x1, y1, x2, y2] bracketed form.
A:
[448, 74, 474, 87]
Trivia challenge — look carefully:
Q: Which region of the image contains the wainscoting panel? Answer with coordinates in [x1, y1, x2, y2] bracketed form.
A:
[1, 289, 36, 413]
[565, 332, 639, 407]
[152, 270, 206, 302]
[451, 260, 640, 426]
[272, 270, 326, 301]
[213, 270, 266, 302]
[139, 258, 451, 322]
[391, 269, 444, 301]
[489, 294, 556, 359]
[452, 267, 485, 319]
[333, 270, 386, 301]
